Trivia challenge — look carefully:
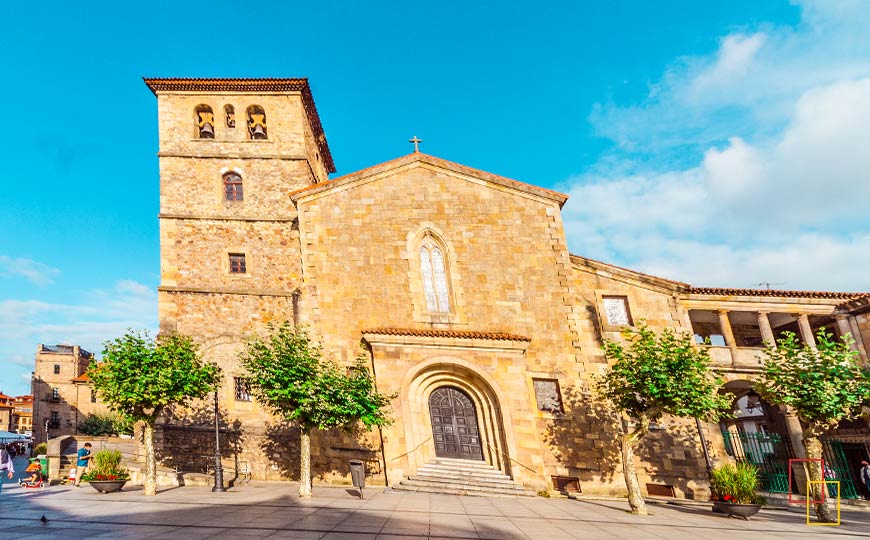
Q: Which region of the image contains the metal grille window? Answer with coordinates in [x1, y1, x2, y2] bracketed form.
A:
[53, 364, 60, 374]
[224, 172, 243, 201]
[50, 411, 59, 427]
[229, 253, 246, 274]
[234, 377, 252, 401]
[51, 388, 60, 401]
[90, 389, 97, 403]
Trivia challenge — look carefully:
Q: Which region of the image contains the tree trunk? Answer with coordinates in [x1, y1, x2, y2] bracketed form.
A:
[621, 415, 650, 515]
[299, 428, 312, 498]
[144, 422, 157, 496]
[803, 430, 835, 523]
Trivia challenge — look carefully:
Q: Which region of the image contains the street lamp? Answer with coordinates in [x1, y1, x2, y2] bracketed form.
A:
[212, 390, 226, 492]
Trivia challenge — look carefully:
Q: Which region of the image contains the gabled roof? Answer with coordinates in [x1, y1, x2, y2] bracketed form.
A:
[143, 77, 335, 173]
[570, 254, 689, 292]
[289, 152, 569, 207]
[71, 373, 90, 383]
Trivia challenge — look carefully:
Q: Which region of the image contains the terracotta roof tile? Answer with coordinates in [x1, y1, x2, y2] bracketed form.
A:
[142, 77, 335, 173]
[363, 327, 530, 341]
[71, 373, 90, 383]
[687, 287, 868, 300]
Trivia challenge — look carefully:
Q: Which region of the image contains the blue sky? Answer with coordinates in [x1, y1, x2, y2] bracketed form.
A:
[2, 1, 869, 396]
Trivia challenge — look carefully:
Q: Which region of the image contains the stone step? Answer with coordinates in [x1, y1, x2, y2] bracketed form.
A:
[417, 463, 508, 475]
[430, 458, 496, 469]
[393, 479, 535, 498]
[408, 475, 521, 489]
[417, 467, 512, 482]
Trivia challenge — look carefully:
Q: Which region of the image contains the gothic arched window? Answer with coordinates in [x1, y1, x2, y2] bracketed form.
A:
[420, 236, 450, 313]
[246, 105, 267, 139]
[224, 172, 243, 201]
[194, 104, 215, 138]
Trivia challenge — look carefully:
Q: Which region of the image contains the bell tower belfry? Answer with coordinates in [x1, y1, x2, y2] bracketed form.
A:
[144, 77, 334, 341]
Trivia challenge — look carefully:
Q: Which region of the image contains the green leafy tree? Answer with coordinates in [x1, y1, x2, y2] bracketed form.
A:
[595, 323, 732, 515]
[87, 330, 220, 496]
[240, 322, 393, 498]
[756, 330, 870, 522]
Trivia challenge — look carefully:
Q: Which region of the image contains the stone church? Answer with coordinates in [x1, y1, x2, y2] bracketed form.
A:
[145, 78, 870, 499]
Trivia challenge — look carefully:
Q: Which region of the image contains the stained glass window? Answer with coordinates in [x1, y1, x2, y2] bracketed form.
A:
[420, 237, 450, 313]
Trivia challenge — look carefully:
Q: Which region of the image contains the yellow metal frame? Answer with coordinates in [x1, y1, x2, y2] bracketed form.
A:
[806, 480, 840, 526]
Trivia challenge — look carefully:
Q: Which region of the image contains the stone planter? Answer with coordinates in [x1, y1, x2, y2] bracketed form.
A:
[88, 480, 128, 493]
[712, 501, 762, 520]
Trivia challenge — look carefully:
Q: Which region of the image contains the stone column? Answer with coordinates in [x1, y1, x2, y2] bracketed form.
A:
[848, 316, 869, 361]
[757, 311, 776, 349]
[835, 314, 858, 351]
[797, 314, 817, 350]
[718, 310, 738, 355]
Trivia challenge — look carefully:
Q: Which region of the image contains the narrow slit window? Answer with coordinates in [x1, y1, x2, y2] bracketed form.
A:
[224, 104, 235, 128]
[229, 253, 247, 274]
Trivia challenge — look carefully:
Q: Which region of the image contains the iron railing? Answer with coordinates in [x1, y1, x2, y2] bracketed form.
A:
[821, 439, 860, 499]
[722, 430, 791, 493]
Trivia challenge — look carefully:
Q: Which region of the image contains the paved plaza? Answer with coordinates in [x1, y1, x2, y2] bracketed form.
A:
[1, 472, 869, 540]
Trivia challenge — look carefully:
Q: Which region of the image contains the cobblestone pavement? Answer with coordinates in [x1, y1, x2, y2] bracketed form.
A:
[0, 477, 868, 539]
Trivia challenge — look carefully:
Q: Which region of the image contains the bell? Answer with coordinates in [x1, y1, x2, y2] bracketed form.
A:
[251, 124, 267, 139]
[199, 122, 215, 138]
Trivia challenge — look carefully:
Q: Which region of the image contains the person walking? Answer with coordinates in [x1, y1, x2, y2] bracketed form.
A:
[0, 443, 15, 494]
[73, 442, 93, 487]
[860, 460, 870, 500]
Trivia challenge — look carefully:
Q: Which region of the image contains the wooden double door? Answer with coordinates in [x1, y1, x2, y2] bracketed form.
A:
[429, 386, 483, 461]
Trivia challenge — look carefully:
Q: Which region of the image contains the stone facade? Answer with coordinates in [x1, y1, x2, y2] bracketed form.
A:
[147, 78, 870, 498]
[31, 344, 109, 442]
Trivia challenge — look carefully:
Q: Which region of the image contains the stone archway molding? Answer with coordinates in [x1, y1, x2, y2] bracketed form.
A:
[399, 356, 520, 478]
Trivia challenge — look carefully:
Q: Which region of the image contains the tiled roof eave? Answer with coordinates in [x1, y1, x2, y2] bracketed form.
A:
[362, 327, 530, 342]
[687, 288, 868, 300]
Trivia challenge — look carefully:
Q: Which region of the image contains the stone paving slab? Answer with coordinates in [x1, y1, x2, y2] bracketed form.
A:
[1, 481, 868, 539]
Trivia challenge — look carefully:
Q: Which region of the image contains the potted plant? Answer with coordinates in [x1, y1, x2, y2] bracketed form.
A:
[710, 462, 766, 519]
[80, 450, 130, 493]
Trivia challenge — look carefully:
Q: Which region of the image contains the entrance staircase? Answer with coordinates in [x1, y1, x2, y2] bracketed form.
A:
[392, 458, 536, 497]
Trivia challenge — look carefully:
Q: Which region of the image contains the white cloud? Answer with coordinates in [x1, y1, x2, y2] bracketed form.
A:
[2, 280, 158, 397]
[565, 2, 870, 291]
[0, 256, 60, 286]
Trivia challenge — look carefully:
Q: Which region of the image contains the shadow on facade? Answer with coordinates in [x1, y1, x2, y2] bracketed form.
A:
[156, 401, 243, 479]
[545, 385, 710, 499]
[544, 386, 622, 483]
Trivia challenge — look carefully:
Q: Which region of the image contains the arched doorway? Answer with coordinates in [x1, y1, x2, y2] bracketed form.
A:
[429, 386, 483, 461]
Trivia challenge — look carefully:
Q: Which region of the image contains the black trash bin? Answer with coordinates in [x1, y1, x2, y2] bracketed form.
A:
[348, 460, 365, 499]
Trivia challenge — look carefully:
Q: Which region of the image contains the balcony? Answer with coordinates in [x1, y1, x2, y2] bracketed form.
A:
[707, 346, 765, 371]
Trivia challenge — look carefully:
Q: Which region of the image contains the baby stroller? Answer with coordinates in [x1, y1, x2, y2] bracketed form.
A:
[18, 460, 46, 488]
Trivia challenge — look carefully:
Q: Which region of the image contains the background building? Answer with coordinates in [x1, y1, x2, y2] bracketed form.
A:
[31, 344, 104, 443]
